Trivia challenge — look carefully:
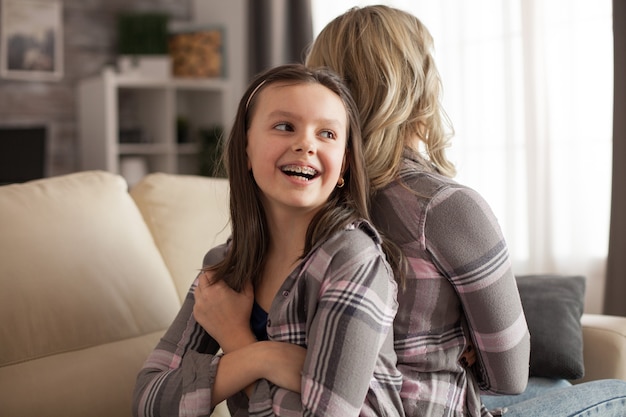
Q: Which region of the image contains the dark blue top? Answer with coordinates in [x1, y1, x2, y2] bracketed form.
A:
[250, 300, 268, 341]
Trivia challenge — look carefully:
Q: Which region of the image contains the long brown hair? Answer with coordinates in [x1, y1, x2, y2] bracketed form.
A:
[209, 64, 372, 291]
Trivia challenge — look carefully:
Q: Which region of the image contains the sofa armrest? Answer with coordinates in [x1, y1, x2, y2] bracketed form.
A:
[575, 313, 626, 383]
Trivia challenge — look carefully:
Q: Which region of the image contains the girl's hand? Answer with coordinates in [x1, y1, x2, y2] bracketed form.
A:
[193, 271, 256, 352]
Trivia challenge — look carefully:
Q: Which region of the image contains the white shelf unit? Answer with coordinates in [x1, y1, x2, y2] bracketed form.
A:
[78, 69, 233, 184]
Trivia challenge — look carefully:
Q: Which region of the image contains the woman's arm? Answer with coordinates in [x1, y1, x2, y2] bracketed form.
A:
[426, 187, 530, 394]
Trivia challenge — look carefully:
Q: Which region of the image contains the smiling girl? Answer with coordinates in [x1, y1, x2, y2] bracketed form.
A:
[133, 64, 405, 417]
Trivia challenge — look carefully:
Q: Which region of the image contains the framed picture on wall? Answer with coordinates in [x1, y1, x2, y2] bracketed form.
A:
[0, 0, 63, 81]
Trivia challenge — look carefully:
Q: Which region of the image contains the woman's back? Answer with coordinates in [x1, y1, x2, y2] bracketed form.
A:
[371, 150, 529, 416]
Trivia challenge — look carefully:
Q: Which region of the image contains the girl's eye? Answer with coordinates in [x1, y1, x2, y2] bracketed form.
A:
[274, 122, 294, 132]
[320, 130, 336, 140]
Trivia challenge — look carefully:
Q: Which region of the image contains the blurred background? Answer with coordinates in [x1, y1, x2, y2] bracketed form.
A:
[0, 0, 623, 315]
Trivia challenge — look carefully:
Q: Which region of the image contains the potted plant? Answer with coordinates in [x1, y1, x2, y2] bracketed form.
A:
[116, 12, 170, 78]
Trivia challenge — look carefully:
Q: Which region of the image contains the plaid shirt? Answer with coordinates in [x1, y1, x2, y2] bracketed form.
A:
[370, 150, 531, 417]
[133, 220, 405, 417]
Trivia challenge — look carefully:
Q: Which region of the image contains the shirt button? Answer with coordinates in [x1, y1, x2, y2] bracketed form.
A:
[282, 290, 289, 297]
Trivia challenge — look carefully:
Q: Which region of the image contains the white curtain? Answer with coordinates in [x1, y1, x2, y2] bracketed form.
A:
[312, 0, 614, 313]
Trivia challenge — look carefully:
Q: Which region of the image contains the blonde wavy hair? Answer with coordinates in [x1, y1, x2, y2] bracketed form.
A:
[306, 5, 456, 190]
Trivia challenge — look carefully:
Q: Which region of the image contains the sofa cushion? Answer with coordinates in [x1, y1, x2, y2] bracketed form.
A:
[130, 173, 231, 302]
[516, 274, 586, 379]
[0, 171, 181, 368]
[0, 330, 163, 417]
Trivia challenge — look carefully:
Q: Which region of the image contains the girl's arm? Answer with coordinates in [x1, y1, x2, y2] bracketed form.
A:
[132, 275, 225, 417]
[133, 274, 268, 417]
[133, 242, 309, 417]
[426, 187, 531, 395]
[193, 273, 306, 402]
[193, 272, 256, 354]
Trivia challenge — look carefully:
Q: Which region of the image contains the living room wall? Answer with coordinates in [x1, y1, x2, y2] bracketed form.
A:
[0, 0, 193, 177]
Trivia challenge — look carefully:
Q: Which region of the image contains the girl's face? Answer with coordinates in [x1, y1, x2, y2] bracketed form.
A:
[246, 81, 348, 218]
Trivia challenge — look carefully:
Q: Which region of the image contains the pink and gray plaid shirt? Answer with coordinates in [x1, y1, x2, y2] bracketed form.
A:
[133, 220, 405, 417]
[370, 150, 531, 417]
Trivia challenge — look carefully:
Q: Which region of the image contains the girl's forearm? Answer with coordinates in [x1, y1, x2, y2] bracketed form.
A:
[255, 341, 305, 393]
[212, 341, 305, 406]
[212, 343, 264, 406]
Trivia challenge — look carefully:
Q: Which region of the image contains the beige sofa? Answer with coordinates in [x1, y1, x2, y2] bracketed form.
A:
[0, 170, 624, 417]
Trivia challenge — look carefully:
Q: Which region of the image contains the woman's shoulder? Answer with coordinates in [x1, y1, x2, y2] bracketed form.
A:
[372, 153, 497, 235]
[389, 152, 489, 207]
[373, 160, 469, 210]
[399, 154, 465, 193]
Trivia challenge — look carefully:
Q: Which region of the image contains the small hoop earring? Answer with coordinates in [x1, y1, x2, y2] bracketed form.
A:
[337, 177, 345, 188]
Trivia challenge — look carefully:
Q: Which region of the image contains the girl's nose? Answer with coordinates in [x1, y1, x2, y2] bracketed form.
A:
[292, 133, 315, 154]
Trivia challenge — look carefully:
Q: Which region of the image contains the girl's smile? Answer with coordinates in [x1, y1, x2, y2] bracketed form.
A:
[280, 164, 319, 182]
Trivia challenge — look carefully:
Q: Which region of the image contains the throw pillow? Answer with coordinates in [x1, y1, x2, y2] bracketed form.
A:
[516, 274, 586, 380]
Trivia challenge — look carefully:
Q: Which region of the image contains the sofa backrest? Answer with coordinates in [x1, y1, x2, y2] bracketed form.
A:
[0, 171, 181, 416]
[130, 172, 231, 302]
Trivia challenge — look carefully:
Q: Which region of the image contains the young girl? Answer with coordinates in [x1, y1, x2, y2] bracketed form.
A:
[132, 64, 405, 417]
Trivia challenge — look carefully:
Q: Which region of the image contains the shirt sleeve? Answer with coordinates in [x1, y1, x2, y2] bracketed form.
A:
[132, 277, 223, 417]
[425, 187, 531, 395]
[247, 228, 402, 416]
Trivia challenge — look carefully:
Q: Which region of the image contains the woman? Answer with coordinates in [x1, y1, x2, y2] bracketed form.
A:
[307, 5, 626, 417]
